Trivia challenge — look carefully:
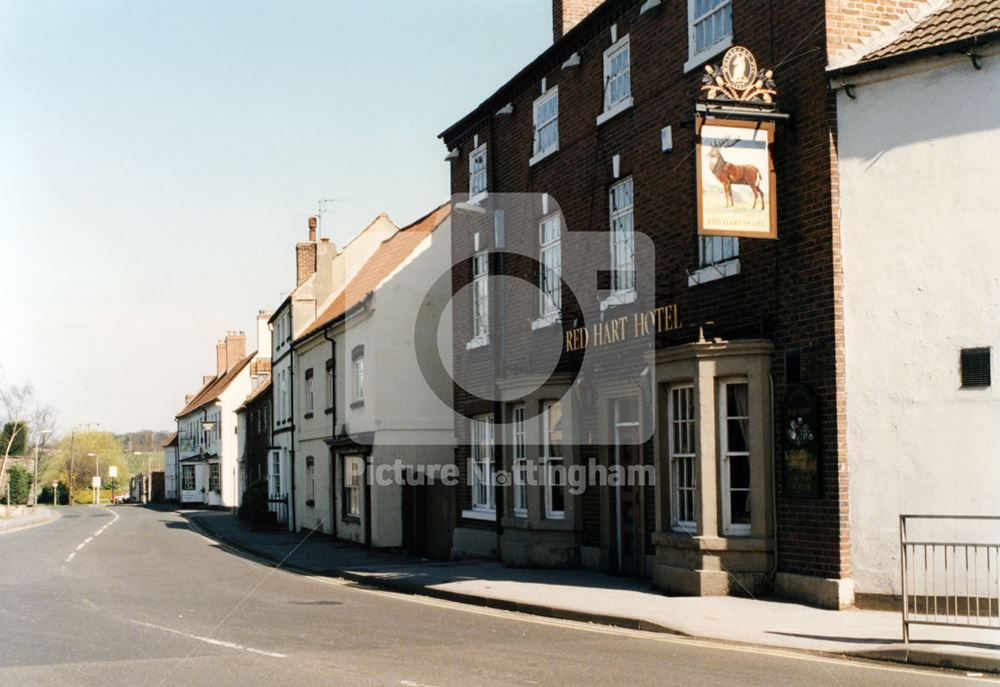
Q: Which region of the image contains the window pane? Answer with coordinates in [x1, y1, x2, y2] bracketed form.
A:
[730, 490, 751, 525]
[729, 454, 750, 489]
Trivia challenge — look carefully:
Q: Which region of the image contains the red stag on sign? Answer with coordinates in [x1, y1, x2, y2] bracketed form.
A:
[707, 138, 765, 210]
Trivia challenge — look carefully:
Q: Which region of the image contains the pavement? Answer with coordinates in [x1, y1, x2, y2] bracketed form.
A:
[185, 509, 1000, 676]
[0, 504, 60, 534]
[6, 504, 989, 686]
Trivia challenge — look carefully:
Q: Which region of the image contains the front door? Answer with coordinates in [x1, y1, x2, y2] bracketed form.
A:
[613, 397, 642, 576]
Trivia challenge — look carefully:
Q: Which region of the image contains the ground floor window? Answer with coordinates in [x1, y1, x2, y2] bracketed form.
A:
[669, 385, 696, 532]
[208, 463, 220, 493]
[343, 455, 363, 519]
[306, 456, 315, 503]
[542, 401, 564, 519]
[271, 452, 281, 495]
[470, 414, 495, 513]
[182, 464, 196, 491]
[511, 405, 527, 517]
[720, 380, 751, 535]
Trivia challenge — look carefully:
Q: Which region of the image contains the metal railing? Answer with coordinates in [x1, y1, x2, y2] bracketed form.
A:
[900, 514, 1000, 642]
[268, 493, 289, 525]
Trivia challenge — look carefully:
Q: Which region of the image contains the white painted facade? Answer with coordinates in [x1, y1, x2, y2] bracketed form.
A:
[836, 47, 1000, 595]
[292, 212, 455, 546]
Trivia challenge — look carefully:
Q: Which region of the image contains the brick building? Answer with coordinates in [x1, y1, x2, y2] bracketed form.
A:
[437, 0, 904, 608]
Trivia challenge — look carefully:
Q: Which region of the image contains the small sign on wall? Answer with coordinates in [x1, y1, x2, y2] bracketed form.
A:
[696, 118, 777, 239]
[783, 384, 821, 497]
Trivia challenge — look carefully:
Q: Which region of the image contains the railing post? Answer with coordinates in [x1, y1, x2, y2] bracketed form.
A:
[899, 514, 909, 643]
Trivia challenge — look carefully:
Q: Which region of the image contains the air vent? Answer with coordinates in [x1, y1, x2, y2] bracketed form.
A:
[960, 347, 991, 388]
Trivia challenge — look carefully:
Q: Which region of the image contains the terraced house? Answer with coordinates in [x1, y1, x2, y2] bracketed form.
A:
[440, 0, 998, 609]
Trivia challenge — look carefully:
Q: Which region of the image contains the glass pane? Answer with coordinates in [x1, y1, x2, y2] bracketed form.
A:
[729, 454, 750, 489]
[727, 419, 748, 452]
[730, 489, 751, 524]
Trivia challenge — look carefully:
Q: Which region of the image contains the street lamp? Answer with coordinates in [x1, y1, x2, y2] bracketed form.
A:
[32, 429, 52, 507]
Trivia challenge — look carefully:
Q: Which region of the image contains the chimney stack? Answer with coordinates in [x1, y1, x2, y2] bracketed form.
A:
[296, 219, 318, 286]
[224, 331, 246, 371]
[552, 0, 604, 41]
[216, 341, 227, 376]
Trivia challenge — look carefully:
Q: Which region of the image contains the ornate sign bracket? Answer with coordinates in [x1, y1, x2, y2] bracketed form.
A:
[697, 46, 789, 123]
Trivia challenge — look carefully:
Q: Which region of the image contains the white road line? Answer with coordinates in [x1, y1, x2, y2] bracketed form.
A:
[65, 508, 120, 564]
[130, 619, 286, 658]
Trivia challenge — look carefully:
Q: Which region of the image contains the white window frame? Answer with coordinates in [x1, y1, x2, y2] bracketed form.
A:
[542, 401, 565, 520]
[343, 455, 363, 518]
[597, 35, 633, 125]
[305, 456, 315, 502]
[468, 251, 490, 347]
[468, 143, 488, 203]
[181, 464, 196, 491]
[511, 405, 527, 518]
[306, 373, 315, 413]
[684, 0, 734, 73]
[467, 414, 495, 517]
[353, 356, 365, 402]
[536, 213, 562, 324]
[719, 379, 751, 536]
[530, 87, 559, 165]
[688, 236, 741, 287]
[605, 177, 636, 304]
[208, 462, 220, 493]
[271, 452, 281, 495]
[668, 385, 697, 533]
[326, 363, 334, 409]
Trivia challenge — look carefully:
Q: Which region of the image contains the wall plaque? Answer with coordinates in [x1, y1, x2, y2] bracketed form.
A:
[782, 384, 821, 497]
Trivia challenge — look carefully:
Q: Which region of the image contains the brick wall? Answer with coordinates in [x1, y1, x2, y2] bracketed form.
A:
[826, 0, 930, 58]
[296, 241, 317, 286]
[445, 0, 851, 580]
[553, 0, 606, 41]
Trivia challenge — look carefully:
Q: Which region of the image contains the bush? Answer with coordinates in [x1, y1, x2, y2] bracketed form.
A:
[39, 482, 69, 505]
[6, 466, 32, 504]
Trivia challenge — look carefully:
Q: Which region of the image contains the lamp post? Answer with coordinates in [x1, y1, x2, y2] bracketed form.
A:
[32, 429, 52, 507]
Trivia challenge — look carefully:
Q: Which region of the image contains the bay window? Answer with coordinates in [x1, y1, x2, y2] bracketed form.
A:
[470, 414, 495, 513]
[511, 405, 527, 517]
[720, 380, 751, 535]
[668, 385, 696, 533]
[543, 401, 565, 519]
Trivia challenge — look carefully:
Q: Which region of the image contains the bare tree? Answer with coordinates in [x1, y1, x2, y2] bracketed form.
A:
[0, 379, 56, 492]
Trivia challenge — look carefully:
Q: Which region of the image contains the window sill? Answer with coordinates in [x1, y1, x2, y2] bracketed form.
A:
[462, 508, 496, 522]
[688, 258, 740, 287]
[512, 509, 528, 519]
[723, 526, 752, 537]
[599, 289, 637, 311]
[684, 36, 733, 74]
[596, 96, 634, 126]
[545, 511, 566, 521]
[528, 144, 559, 167]
[466, 335, 490, 351]
[530, 313, 560, 331]
[468, 191, 488, 206]
[342, 515, 361, 524]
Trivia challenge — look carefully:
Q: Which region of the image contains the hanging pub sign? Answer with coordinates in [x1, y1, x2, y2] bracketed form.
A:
[695, 46, 779, 240]
[782, 384, 822, 498]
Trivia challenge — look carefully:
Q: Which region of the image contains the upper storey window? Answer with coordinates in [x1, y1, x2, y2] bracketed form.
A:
[686, 0, 733, 72]
[469, 143, 487, 201]
[532, 87, 559, 163]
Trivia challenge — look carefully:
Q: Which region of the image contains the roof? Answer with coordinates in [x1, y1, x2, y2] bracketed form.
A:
[297, 203, 451, 342]
[832, 0, 1000, 74]
[162, 432, 178, 448]
[176, 352, 255, 418]
[237, 376, 272, 412]
[439, 0, 631, 143]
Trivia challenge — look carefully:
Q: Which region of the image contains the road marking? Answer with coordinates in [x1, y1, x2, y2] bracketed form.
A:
[64, 508, 120, 563]
[305, 576, 996, 683]
[130, 620, 286, 658]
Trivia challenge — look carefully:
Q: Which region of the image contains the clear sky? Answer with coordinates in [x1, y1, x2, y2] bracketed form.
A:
[1, 0, 551, 433]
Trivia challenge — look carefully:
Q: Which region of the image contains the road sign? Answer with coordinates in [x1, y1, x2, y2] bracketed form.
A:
[108, 466, 118, 479]
[92, 476, 101, 488]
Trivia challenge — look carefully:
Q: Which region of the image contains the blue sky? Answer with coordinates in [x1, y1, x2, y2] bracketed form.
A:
[0, 0, 551, 432]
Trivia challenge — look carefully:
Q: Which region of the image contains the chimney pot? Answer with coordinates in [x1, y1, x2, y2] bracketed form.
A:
[308, 216, 317, 242]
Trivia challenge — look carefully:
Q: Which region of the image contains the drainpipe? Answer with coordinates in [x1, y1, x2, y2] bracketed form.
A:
[324, 327, 337, 539]
[289, 341, 297, 532]
[489, 112, 505, 541]
[769, 371, 779, 581]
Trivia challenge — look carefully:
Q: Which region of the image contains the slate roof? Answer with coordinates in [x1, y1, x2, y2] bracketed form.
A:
[297, 203, 450, 342]
[859, 0, 1000, 64]
[176, 352, 255, 418]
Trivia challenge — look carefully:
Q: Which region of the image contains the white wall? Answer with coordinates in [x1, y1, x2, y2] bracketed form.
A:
[838, 50, 1000, 595]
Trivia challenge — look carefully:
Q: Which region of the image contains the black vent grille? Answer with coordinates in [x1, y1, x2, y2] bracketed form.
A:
[961, 348, 991, 388]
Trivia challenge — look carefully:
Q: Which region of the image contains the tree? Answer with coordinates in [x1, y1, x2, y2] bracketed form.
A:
[6, 466, 32, 504]
[0, 379, 55, 494]
[42, 431, 127, 501]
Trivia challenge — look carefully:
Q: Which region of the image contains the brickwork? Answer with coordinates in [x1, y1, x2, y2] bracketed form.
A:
[444, 0, 851, 581]
[553, 0, 606, 40]
[296, 241, 317, 287]
[826, 0, 930, 57]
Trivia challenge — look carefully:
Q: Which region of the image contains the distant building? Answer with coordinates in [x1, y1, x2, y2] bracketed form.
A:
[162, 432, 178, 501]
